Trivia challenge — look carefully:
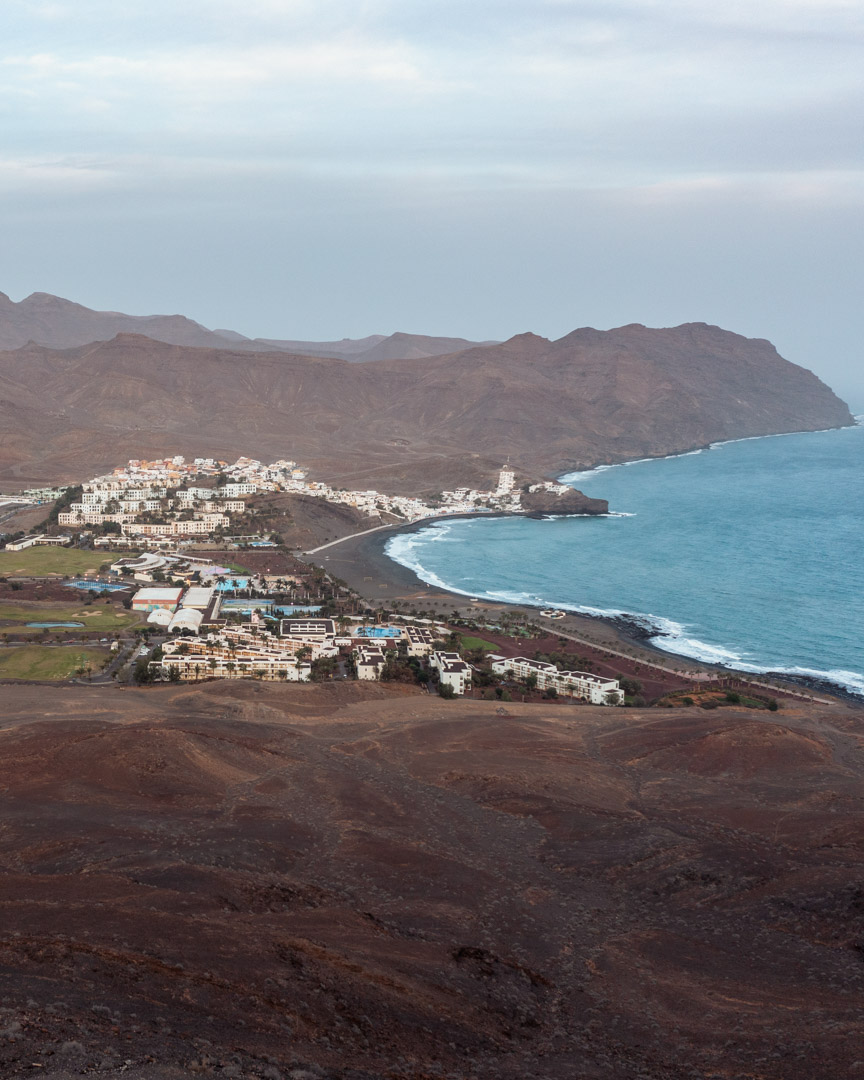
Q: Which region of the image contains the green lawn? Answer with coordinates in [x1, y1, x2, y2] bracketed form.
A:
[0, 601, 140, 635]
[0, 645, 109, 680]
[460, 635, 499, 652]
[0, 546, 124, 576]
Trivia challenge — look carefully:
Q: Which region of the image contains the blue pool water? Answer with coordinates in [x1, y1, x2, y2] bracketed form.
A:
[65, 580, 128, 592]
[356, 626, 403, 638]
[214, 578, 251, 591]
[27, 621, 84, 628]
[386, 423, 864, 695]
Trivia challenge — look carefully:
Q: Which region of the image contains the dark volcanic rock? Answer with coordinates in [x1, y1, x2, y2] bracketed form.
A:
[0, 682, 863, 1079]
[520, 487, 608, 516]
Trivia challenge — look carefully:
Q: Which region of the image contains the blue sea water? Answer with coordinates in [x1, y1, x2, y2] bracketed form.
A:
[386, 422, 864, 695]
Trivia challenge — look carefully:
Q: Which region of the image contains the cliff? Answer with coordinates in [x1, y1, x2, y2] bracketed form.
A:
[520, 488, 609, 516]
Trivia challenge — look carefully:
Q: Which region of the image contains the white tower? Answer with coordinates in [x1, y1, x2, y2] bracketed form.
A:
[495, 464, 516, 496]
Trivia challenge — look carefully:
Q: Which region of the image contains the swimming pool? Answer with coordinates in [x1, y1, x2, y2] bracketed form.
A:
[214, 578, 251, 591]
[65, 580, 129, 592]
[355, 626, 403, 638]
[27, 621, 84, 628]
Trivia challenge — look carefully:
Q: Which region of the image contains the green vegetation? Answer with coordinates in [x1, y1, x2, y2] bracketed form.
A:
[310, 656, 338, 681]
[0, 602, 140, 635]
[459, 635, 498, 652]
[0, 645, 108, 680]
[0, 546, 127, 576]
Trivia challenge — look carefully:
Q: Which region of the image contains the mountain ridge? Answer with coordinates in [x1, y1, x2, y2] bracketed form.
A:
[0, 290, 496, 362]
[0, 320, 852, 492]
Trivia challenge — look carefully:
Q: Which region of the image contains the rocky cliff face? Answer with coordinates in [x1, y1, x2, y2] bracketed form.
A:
[0, 321, 853, 491]
[520, 488, 608, 516]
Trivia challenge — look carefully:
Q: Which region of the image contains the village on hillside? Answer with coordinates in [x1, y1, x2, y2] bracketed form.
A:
[0, 453, 628, 703]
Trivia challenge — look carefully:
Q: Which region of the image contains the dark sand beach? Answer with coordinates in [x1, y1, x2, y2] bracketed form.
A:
[298, 519, 847, 704]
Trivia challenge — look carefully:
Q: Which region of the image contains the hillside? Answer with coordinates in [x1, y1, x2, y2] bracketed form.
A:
[0, 322, 852, 491]
[0, 681, 862, 1078]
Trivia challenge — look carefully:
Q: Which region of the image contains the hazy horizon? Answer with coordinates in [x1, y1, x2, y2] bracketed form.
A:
[2, 1, 862, 406]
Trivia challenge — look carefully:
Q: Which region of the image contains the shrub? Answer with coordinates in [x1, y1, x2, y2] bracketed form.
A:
[725, 691, 741, 704]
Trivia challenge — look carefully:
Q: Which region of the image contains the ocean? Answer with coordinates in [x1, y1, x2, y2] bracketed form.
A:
[385, 421, 864, 696]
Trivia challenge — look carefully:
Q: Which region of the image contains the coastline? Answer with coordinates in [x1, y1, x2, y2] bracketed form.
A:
[300, 516, 851, 703]
[299, 429, 864, 705]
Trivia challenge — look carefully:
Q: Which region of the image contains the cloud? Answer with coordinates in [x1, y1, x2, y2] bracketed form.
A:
[0, 154, 119, 193]
[2, 38, 429, 95]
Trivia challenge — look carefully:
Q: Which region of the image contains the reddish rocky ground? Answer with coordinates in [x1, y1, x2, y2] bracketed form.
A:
[0, 582, 111, 603]
[0, 682, 862, 1079]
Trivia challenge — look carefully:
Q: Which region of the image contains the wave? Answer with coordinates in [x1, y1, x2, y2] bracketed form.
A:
[739, 665, 864, 698]
[385, 531, 864, 697]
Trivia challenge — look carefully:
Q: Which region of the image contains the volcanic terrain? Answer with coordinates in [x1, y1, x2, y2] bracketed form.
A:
[0, 682, 862, 1079]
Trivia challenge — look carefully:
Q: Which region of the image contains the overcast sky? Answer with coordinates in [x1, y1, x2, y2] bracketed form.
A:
[2, 0, 862, 404]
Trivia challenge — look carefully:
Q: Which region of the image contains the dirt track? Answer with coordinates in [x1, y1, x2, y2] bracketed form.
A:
[1, 681, 863, 1079]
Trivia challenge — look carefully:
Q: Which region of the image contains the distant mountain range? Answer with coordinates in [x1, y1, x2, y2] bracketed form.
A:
[0, 291, 496, 362]
[0, 308, 852, 492]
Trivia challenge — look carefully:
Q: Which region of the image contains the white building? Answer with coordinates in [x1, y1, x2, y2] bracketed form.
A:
[4, 534, 72, 551]
[490, 656, 623, 705]
[181, 586, 215, 610]
[280, 618, 336, 642]
[355, 645, 387, 680]
[495, 466, 516, 496]
[167, 607, 204, 634]
[161, 629, 312, 682]
[404, 625, 435, 657]
[429, 651, 472, 695]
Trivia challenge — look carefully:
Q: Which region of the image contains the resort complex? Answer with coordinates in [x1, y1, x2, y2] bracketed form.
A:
[0, 449, 634, 701]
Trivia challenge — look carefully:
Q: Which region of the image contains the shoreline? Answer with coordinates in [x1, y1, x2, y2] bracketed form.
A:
[299, 516, 853, 705]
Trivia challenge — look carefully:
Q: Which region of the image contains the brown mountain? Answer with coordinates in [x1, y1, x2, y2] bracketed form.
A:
[0, 291, 234, 351]
[0, 291, 494, 361]
[253, 330, 497, 362]
[0, 322, 852, 491]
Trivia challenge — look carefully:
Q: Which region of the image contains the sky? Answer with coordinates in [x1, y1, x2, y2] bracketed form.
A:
[1, 0, 862, 405]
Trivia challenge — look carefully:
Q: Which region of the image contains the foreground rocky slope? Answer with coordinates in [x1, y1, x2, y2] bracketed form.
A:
[0, 321, 851, 490]
[0, 682, 862, 1079]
